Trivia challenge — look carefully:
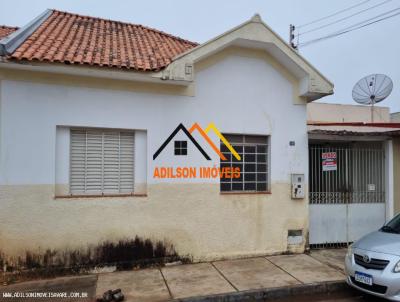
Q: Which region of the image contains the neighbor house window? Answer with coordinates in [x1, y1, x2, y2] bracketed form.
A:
[70, 129, 134, 195]
[174, 140, 187, 155]
[220, 134, 269, 192]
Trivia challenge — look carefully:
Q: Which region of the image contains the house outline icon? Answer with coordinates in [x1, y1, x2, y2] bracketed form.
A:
[153, 123, 211, 160]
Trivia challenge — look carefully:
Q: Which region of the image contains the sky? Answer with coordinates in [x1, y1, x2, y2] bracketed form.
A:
[0, 0, 399, 112]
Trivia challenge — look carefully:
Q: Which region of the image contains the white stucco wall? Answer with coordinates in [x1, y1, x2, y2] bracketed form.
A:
[0, 53, 309, 260]
[307, 103, 391, 123]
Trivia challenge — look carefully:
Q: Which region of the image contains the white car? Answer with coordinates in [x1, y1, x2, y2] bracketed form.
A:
[345, 213, 400, 300]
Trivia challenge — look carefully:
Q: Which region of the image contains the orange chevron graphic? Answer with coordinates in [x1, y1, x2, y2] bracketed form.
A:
[189, 123, 227, 160]
[189, 123, 241, 161]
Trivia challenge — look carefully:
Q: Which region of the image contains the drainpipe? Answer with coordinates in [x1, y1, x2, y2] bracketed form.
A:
[385, 139, 394, 221]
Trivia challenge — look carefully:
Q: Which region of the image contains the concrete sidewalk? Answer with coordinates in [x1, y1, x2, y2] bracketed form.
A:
[0, 249, 348, 302]
[96, 249, 347, 301]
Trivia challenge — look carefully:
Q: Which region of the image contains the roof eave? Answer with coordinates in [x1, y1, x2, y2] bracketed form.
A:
[0, 60, 192, 85]
[301, 90, 334, 102]
[308, 131, 392, 141]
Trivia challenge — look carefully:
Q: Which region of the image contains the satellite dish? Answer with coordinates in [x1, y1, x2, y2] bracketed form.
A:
[352, 74, 393, 122]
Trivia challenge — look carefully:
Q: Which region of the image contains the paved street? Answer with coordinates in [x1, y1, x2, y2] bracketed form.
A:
[0, 275, 96, 302]
[272, 290, 387, 302]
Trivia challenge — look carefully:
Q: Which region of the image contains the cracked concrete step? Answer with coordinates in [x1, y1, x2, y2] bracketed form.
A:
[212, 257, 300, 291]
[96, 269, 170, 302]
[170, 281, 352, 302]
[266, 254, 345, 284]
[309, 249, 347, 273]
[161, 263, 236, 299]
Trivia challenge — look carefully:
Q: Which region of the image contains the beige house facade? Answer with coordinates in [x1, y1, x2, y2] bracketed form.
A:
[0, 11, 333, 264]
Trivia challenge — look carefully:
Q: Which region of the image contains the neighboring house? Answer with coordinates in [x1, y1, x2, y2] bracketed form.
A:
[0, 9, 333, 262]
[0, 26, 18, 40]
[308, 103, 391, 123]
[391, 112, 400, 122]
[307, 103, 400, 248]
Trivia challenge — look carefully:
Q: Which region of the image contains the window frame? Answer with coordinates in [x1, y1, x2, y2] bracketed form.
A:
[220, 134, 270, 194]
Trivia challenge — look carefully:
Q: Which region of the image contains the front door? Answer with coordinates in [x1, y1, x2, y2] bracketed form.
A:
[308, 142, 386, 247]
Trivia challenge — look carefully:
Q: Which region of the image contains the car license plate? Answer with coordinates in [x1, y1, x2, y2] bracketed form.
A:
[355, 271, 373, 286]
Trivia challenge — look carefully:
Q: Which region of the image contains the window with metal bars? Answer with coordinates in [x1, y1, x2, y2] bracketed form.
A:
[220, 134, 269, 192]
[70, 129, 134, 195]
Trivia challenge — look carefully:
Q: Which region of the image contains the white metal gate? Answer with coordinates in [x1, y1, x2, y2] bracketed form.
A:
[309, 142, 386, 247]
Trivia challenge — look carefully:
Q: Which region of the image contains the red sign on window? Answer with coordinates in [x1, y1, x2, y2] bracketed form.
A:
[321, 152, 337, 171]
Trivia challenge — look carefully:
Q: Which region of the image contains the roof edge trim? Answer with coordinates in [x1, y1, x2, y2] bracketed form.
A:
[171, 13, 333, 88]
[0, 60, 190, 86]
[0, 9, 53, 56]
[308, 122, 400, 128]
[172, 15, 259, 62]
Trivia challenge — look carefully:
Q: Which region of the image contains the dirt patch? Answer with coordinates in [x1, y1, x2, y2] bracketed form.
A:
[1, 236, 192, 285]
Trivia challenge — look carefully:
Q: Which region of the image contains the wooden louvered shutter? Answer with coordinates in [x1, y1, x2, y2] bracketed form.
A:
[103, 131, 119, 193]
[86, 130, 103, 193]
[119, 132, 135, 193]
[70, 129, 134, 195]
[70, 130, 86, 193]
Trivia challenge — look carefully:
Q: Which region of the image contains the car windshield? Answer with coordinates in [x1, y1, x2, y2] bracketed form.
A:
[381, 214, 400, 234]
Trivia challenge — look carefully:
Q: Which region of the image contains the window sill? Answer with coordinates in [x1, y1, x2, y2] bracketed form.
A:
[220, 191, 271, 195]
[55, 193, 147, 199]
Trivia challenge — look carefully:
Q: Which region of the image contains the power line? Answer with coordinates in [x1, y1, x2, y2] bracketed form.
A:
[329, 6, 400, 32]
[299, 0, 393, 36]
[299, 9, 400, 47]
[300, 10, 400, 47]
[297, 0, 372, 29]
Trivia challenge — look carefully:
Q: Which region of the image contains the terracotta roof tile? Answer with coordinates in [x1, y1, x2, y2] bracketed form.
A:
[9, 10, 198, 71]
[0, 25, 19, 40]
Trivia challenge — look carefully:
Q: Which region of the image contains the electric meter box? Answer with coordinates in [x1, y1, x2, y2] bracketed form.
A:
[291, 174, 305, 199]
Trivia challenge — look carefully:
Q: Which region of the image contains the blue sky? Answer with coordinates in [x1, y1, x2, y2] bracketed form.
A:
[1, 0, 399, 112]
